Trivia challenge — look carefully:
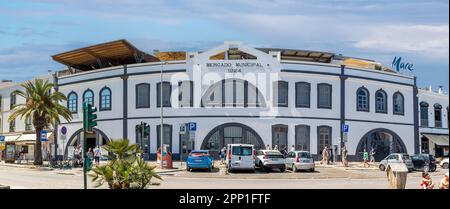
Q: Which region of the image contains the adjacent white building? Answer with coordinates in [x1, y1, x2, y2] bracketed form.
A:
[1, 39, 448, 162]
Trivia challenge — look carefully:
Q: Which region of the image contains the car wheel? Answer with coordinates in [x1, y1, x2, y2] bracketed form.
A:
[292, 164, 297, 172]
[208, 167, 212, 172]
[442, 163, 449, 169]
[259, 162, 265, 172]
[424, 165, 429, 172]
[280, 167, 286, 172]
[186, 166, 191, 172]
[310, 168, 315, 172]
[431, 166, 436, 172]
[379, 164, 385, 171]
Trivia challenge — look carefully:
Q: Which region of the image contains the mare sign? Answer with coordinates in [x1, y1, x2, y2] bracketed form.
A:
[392, 56, 414, 72]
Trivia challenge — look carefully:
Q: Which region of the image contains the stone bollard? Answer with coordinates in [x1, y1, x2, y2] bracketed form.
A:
[386, 163, 408, 189]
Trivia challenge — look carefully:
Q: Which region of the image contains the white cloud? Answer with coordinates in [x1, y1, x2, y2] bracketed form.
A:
[354, 25, 449, 58]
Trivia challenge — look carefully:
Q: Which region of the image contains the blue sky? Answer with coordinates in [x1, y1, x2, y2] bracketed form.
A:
[0, 0, 448, 90]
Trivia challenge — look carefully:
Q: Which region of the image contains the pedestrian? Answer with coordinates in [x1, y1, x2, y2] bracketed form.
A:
[370, 148, 376, 164]
[363, 149, 369, 167]
[438, 172, 449, 189]
[342, 146, 348, 167]
[273, 145, 278, 151]
[327, 147, 332, 165]
[87, 147, 94, 160]
[266, 144, 271, 150]
[94, 146, 101, 166]
[321, 146, 329, 165]
[420, 172, 435, 189]
[290, 145, 295, 152]
[220, 147, 226, 164]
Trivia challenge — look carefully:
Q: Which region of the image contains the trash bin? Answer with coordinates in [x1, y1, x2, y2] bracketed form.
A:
[156, 147, 173, 169]
[386, 163, 408, 189]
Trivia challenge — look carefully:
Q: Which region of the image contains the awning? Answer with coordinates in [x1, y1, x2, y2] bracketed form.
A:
[16, 133, 53, 143]
[423, 134, 449, 146]
[4, 135, 20, 142]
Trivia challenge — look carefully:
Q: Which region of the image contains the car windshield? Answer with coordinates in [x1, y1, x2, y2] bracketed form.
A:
[232, 147, 253, 156]
[265, 151, 282, 156]
[402, 155, 410, 160]
[298, 152, 312, 158]
[190, 152, 209, 157]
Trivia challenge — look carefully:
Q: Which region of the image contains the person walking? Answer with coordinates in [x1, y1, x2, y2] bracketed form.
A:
[321, 146, 329, 165]
[266, 144, 271, 150]
[290, 145, 295, 152]
[420, 172, 435, 189]
[439, 172, 449, 189]
[220, 147, 226, 164]
[363, 149, 369, 167]
[370, 148, 376, 164]
[342, 146, 348, 167]
[273, 145, 278, 151]
[87, 147, 94, 160]
[93, 146, 101, 166]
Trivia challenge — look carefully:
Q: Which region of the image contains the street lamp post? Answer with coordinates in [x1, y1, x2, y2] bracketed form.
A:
[159, 60, 168, 169]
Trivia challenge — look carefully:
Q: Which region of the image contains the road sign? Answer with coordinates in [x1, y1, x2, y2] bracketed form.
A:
[179, 123, 187, 135]
[41, 130, 47, 142]
[189, 131, 196, 141]
[188, 122, 197, 131]
[0, 136, 5, 142]
[61, 126, 67, 135]
[342, 124, 349, 133]
[343, 132, 348, 142]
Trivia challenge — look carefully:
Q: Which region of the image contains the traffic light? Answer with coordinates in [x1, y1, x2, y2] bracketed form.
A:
[83, 103, 97, 132]
[143, 123, 150, 137]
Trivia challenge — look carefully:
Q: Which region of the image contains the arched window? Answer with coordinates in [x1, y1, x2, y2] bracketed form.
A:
[83, 89, 94, 106]
[434, 103, 442, 128]
[375, 89, 387, 113]
[273, 81, 289, 107]
[393, 92, 404, 115]
[296, 82, 310, 108]
[10, 92, 16, 109]
[157, 82, 172, 107]
[317, 126, 332, 155]
[318, 83, 332, 109]
[178, 81, 193, 107]
[136, 83, 150, 108]
[295, 125, 310, 151]
[99, 87, 112, 111]
[420, 102, 429, 127]
[356, 87, 369, 111]
[67, 92, 78, 113]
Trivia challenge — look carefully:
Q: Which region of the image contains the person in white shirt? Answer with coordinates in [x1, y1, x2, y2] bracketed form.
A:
[290, 145, 295, 152]
[93, 146, 101, 166]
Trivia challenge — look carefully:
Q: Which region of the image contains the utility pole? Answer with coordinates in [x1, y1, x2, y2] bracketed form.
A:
[160, 61, 164, 169]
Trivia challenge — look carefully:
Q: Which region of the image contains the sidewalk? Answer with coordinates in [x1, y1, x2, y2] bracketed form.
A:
[316, 161, 380, 170]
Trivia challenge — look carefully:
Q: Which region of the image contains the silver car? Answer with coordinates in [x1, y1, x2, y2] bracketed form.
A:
[285, 151, 315, 172]
[379, 153, 414, 172]
[255, 150, 286, 172]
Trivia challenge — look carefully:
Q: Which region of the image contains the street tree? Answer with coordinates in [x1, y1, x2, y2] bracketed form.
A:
[8, 79, 72, 165]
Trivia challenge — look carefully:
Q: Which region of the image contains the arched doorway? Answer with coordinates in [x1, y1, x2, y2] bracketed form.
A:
[355, 128, 407, 161]
[64, 128, 110, 158]
[201, 123, 265, 158]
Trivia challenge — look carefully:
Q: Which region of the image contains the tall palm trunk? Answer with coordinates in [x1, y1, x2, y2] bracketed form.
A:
[34, 127, 43, 165]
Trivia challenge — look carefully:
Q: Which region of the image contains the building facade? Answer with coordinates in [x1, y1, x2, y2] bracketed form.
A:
[1, 40, 447, 162]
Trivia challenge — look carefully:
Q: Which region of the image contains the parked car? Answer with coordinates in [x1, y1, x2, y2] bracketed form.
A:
[284, 151, 315, 172]
[255, 150, 286, 172]
[379, 153, 414, 172]
[226, 144, 255, 172]
[440, 158, 449, 169]
[411, 154, 437, 172]
[186, 150, 214, 172]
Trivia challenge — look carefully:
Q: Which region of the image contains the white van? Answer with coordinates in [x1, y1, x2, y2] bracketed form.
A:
[226, 144, 255, 172]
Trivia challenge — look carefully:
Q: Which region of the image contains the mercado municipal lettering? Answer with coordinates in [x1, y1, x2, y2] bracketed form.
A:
[1, 39, 448, 162]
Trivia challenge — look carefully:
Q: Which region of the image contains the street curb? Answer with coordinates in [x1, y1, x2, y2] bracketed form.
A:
[0, 163, 54, 171]
[155, 168, 185, 174]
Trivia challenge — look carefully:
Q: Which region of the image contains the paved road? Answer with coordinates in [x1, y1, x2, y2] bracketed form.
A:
[0, 165, 447, 189]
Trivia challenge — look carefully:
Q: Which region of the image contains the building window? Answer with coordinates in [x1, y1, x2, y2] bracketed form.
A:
[67, 92, 78, 113]
[434, 103, 442, 128]
[0, 95, 3, 111]
[356, 87, 369, 112]
[83, 89, 94, 106]
[375, 89, 387, 113]
[10, 92, 16, 110]
[393, 92, 404, 115]
[178, 81, 193, 107]
[99, 87, 112, 111]
[318, 83, 332, 109]
[296, 82, 310, 108]
[25, 116, 32, 131]
[273, 81, 288, 107]
[9, 120, 15, 132]
[157, 124, 173, 152]
[157, 82, 172, 107]
[202, 79, 266, 108]
[420, 102, 429, 127]
[317, 126, 332, 155]
[136, 83, 150, 108]
[295, 125, 310, 151]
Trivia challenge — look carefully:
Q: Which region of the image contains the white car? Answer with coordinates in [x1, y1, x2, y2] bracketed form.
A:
[379, 153, 414, 172]
[255, 150, 286, 172]
[225, 144, 255, 172]
[284, 151, 315, 172]
[440, 158, 449, 169]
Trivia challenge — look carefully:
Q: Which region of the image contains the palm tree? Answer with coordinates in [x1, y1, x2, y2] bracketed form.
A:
[8, 79, 72, 165]
[90, 139, 162, 189]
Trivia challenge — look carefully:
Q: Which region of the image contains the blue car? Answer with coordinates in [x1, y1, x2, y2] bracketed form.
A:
[186, 150, 214, 172]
